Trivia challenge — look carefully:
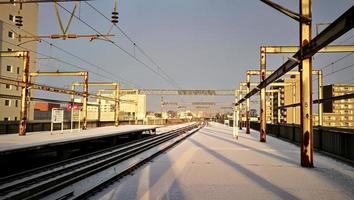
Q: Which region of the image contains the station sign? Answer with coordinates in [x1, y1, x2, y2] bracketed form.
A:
[51, 108, 64, 133]
[52, 108, 64, 123]
[66, 103, 82, 112]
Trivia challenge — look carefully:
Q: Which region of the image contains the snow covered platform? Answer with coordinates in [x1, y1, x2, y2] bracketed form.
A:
[0, 125, 161, 154]
[93, 122, 354, 200]
[0, 123, 196, 177]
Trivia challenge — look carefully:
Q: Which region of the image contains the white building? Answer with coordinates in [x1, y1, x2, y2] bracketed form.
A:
[0, 3, 38, 121]
[75, 93, 146, 121]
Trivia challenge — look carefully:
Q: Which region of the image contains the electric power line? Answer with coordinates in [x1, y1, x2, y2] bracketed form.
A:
[56, 2, 179, 89]
[1, 20, 139, 88]
[84, 2, 182, 89]
[322, 63, 354, 78]
[1, 39, 119, 83]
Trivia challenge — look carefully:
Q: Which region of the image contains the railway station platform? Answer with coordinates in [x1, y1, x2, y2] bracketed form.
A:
[94, 122, 354, 200]
[0, 123, 193, 177]
[0, 125, 159, 154]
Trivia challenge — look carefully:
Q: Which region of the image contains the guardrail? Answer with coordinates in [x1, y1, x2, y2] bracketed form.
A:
[249, 122, 354, 163]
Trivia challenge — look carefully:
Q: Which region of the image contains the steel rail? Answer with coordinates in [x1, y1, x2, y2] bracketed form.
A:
[0, 123, 200, 200]
[73, 123, 204, 199]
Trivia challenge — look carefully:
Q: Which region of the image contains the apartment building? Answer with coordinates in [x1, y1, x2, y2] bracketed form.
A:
[271, 85, 286, 124]
[0, 3, 38, 121]
[317, 84, 354, 128]
[74, 93, 147, 121]
[283, 75, 301, 124]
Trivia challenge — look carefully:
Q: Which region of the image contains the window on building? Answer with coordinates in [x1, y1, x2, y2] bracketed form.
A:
[15, 100, 18, 107]
[14, 117, 17, 121]
[6, 65, 12, 72]
[8, 48, 13, 52]
[5, 99, 11, 106]
[5, 84, 11, 89]
[4, 117, 9, 121]
[16, 86, 19, 91]
[17, 67, 20, 74]
[8, 31, 15, 39]
[9, 14, 14, 21]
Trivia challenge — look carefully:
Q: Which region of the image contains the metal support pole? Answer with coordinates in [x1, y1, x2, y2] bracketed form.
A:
[19, 51, 30, 136]
[71, 85, 75, 132]
[135, 90, 138, 125]
[114, 83, 120, 127]
[299, 0, 313, 167]
[78, 110, 81, 132]
[318, 70, 323, 126]
[160, 96, 164, 115]
[233, 105, 239, 140]
[82, 72, 88, 130]
[260, 47, 267, 142]
[246, 74, 251, 134]
[98, 91, 101, 127]
[238, 90, 243, 130]
[277, 90, 281, 124]
[292, 82, 296, 124]
[270, 95, 274, 123]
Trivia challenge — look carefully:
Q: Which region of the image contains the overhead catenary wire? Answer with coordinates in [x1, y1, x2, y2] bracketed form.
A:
[322, 63, 354, 78]
[55, 2, 179, 89]
[1, 39, 116, 83]
[84, 1, 182, 89]
[318, 52, 354, 71]
[1, 20, 139, 88]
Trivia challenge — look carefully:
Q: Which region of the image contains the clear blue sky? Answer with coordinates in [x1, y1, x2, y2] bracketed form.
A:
[36, 0, 354, 111]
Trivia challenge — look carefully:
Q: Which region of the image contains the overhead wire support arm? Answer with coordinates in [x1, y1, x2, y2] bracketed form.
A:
[260, 0, 311, 24]
[0, 0, 91, 4]
[236, 5, 354, 106]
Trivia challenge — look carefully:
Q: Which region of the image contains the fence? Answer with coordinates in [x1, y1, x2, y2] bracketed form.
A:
[249, 122, 354, 163]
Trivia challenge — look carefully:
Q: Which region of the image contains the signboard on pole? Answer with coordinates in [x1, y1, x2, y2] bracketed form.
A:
[69, 104, 81, 132]
[66, 103, 82, 112]
[51, 108, 64, 134]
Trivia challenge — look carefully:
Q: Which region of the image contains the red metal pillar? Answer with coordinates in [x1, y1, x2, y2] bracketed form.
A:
[260, 47, 267, 142]
[19, 51, 30, 136]
[299, 0, 313, 167]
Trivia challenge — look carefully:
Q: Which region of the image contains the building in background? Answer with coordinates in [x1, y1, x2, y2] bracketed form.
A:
[120, 94, 146, 120]
[266, 95, 273, 123]
[314, 84, 354, 128]
[77, 93, 147, 121]
[33, 102, 60, 120]
[283, 75, 301, 124]
[271, 84, 286, 124]
[0, 3, 38, 121]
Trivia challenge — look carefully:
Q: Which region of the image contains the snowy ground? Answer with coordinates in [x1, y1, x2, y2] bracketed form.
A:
[91, 122, 354, 200]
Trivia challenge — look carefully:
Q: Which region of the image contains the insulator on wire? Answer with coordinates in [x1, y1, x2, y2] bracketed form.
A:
[111, 12, 119, 24]
[111, 0, 119, 24]
[15, 15, 23, 27]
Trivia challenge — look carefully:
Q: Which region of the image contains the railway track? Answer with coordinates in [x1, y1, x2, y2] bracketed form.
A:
[0, 122, 203, 200]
